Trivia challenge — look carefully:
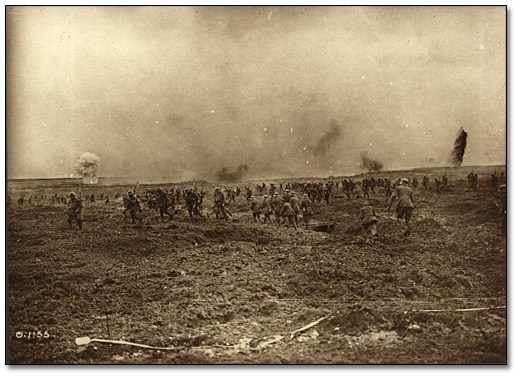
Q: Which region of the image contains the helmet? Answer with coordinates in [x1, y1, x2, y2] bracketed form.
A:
[274, 192, 279, 195]
[401, 178, 409, 184]
[69, 192, 76, 197]
[128, 190, 134, 195]
[290, 191, 295, 195]
[303, 194, 309, 198]
[215, 187, 221, 191]
[264, 195, 268, 198]
[285, 189, 290, 192]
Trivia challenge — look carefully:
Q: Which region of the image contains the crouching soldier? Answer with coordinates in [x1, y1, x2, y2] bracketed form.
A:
[360, 200, 378, 243]
[67, 192, 83, 230]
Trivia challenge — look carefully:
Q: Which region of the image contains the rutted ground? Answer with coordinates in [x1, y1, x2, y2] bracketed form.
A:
[7, 168, 506, 364]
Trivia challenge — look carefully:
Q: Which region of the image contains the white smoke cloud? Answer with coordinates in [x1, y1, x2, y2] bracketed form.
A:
[75, 152, 100, 184]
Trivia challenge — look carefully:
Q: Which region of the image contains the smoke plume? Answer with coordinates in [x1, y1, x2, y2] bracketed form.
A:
[75, 152, 100, 184]
[360, 151, 384, 172]
[451, 128, 467, 166]
[216, 164, 249, 181]
[311, 119, 342, 157]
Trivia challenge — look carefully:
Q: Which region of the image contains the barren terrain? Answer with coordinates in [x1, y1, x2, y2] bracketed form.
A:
[7, 166, 506, 364]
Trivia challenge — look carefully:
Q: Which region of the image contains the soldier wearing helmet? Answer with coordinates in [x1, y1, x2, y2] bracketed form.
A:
[67, 191, 83, 230]
[124, 190, 142, 224]
[271, 192, 282, 224]
[300, 193, 313, 230]
[214, 187, 229, 221]
[289, 191, 300, 228]
[261, 194, 273, 224]
[388, 178, 414, 236]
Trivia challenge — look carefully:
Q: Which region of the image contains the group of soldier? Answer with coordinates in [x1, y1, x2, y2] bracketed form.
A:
[8, 169, 505, 240]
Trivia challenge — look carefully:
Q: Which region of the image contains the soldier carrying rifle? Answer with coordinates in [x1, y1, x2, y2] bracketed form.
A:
[67, 192, 83, 230]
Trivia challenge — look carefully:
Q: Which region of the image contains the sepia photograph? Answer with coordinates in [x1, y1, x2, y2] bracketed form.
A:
[5, 5, 507, 364]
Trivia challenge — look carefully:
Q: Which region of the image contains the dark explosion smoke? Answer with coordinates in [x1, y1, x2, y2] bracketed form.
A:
[360, 151, 384, 172]
[312, 119, 342, 156]
[216, 164, 249, 181]
[451, 127, 467, 166]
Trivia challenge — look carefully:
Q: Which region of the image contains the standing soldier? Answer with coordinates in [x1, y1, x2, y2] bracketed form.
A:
[362, 179, 370, 199]
[422, 175, 429, 190]
[442, 174, 448, 188]
[434, 178, 442, 195]
[271, 192, 282, 224]
[214, 187, 229, 221]
[261, 194, 273, 224]
[289, 191, 300, 228]
[67, 192, 83, 230]
[124, 190, 142, 224]
[388, 178, 414, 237]
[412, 177, 419, 189]
[472, 173, 478, 190]
[185, 189, 199, 219]
[300, 194, 313, 230]
[281, 200, 297, 230]
[282, 188, 291, 203]
[384, 178, 392, 198]
[250, 196, 262, 223]
[324, 184, 331, 204]
[491, 173, 499, 189]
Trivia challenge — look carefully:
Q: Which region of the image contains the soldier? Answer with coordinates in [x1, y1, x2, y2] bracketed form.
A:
[289, 191, 300, 228]
[384, 178, 392, 198]
[491, 173, 499, 189]
[124, 190, 142, 224]
[442, 174, 448, 187]
[324, 184, 331, 204]
[434, 178, 442, 195]
[360, 199, 378, 243]
[300, 194, 313, 230]
[281, 200, 297, 230]
[185, 189, 199, 219]
[282, 188, 291, 203]
[362, 179, 370, 199]
[471, 173, 478, 190]
[157, 189, 173, 221]
[90, 194, 95, 203]
[246, 186, 253, 202]
[412, 177, 419, 189]
[261, 194, 273, 224]
[250, 196, 262, 222]
[214, 187, 229, 220]
[388, 178, 414, 236]
[271, 192, 282, 224]
[105, 196, 110, 205]
[67, 192, 83, 230]
[422, 175, 429, 190]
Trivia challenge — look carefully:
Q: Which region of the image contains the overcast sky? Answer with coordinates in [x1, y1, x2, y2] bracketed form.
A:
[6, 6, 506, 180]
